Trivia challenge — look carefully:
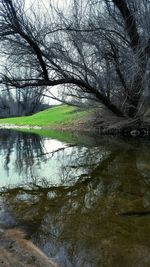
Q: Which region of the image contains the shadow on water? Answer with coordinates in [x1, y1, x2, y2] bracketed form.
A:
[0, 129, 150, 266]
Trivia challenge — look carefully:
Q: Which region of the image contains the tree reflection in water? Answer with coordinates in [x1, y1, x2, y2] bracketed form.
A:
[0, 130, 150, 266]
[0, 129, 46, 179]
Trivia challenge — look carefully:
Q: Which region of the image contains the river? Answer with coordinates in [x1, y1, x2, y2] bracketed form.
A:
[0, 129, 150, 267]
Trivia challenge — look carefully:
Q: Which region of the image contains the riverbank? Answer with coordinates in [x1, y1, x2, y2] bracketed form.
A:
[0, 104, 95, 135]
[0, 104, 150, 137]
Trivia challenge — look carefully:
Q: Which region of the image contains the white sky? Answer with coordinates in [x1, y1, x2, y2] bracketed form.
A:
[25, 0, 70, 11]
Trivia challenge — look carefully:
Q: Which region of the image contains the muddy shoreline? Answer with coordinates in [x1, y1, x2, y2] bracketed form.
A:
[0, 121, 150, 138]
[0, 228, 58, 267]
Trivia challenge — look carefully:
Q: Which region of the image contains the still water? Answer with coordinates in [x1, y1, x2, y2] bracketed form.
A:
[0, 129, 150, 267]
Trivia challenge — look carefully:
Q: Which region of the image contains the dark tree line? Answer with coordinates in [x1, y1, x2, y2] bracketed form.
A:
[0, 0, 149, 119]
[0, 84, 49, 117]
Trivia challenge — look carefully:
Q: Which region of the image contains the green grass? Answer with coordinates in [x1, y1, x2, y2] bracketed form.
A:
[0, 105, 88, 127]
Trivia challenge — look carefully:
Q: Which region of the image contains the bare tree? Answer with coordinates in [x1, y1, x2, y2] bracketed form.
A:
[0, 0, 149, 119]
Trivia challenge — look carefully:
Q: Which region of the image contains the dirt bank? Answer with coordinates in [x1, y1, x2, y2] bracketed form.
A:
[0, 228, 58, 267]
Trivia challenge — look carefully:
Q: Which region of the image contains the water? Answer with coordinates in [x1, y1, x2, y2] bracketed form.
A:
[0, 129, 150, 267]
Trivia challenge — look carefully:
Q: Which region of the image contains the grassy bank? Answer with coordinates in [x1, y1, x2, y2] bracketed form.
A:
[0, 105, 89, 127]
